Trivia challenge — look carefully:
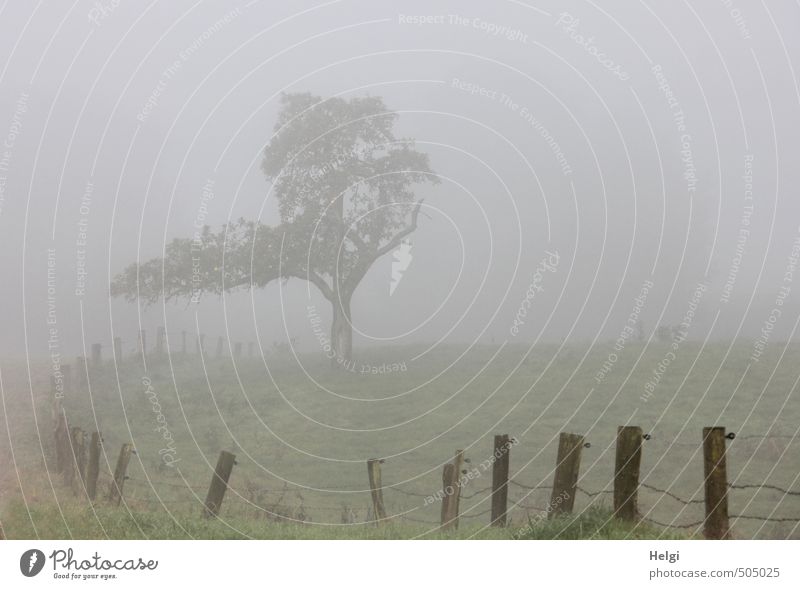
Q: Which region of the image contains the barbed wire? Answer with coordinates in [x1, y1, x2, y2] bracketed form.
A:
[508, 480, 552, 491]
[730, 514, 800, 523]
[459, 486, 492, 500]
[728, 483, 800, 496]
[641, 517, 704, 529]
[576, 486, 613, 497]
[640, 483, 704, 505]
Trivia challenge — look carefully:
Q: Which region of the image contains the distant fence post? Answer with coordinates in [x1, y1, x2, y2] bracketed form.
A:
[138, 329, 147, 358]
[75, 357, 86, 387]
[204, 451, 236, 517]
[54, 406, 69, 473]
[113, 337, 122, 362]
[450, 449, 465, 529]
[86, 432, 101, 501]
[91, 343, 102, 368]
[491, 434, 511, 526]
[613, 426, 643, 521]
[549, 432, 585, 518]
[440, 462, 457, 530]
[108, 443, 133, 506]
[71, 427, 87, 495]
[366, 458, 387, 524]
[702, 427, 731, 539]
[156, 326, 165, 357]
[62, 364, 72, 397]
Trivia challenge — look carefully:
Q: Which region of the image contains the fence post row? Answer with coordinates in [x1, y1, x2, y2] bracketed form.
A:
[549, 432, 585, 518]
[108, 443, 133, 506]
[366, 459, 387, 524]
[613, 426, 643, 521]
[702, 427, 731, 540]
[491, 434, 511, 527]
[204, 451, 237, 518]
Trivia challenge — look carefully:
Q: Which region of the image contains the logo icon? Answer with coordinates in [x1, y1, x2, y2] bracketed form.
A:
[390, 239, 413, 296]
[20, 549, 46, 577]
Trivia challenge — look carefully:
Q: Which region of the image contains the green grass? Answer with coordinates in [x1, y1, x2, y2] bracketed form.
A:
[1, 499, 675, 540]
[1, 342, 798, 539]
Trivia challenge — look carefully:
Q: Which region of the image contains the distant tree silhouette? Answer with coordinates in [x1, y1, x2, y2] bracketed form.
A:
[111, 93, 438, 365]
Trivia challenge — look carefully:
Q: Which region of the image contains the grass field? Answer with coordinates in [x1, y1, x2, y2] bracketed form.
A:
[1, 341, 798, 539]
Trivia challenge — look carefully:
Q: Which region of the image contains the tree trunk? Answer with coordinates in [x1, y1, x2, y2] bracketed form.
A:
[330, 295, 353, 368]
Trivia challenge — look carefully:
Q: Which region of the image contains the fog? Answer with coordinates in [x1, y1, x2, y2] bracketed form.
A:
[0, 0, 798, 357]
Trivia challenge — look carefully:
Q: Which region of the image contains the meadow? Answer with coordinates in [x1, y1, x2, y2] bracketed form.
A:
[1, 340, 798, 539]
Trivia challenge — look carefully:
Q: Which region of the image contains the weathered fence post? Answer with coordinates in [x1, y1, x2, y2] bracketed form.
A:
[491, 434, 511, 526]
[71, 427, 87, 495]
[702, 427, 731, 539]
[204, 451, 236, 517]
[215, 337, 224, 358]
[614, 426, 643, 521]
[86, 432, 101, 500]
[440, 462, 457, 530]
[450, 449, 465, 526]
[91, 343, 102, 368]
[156, 326, 165, 357]
[113, 337, 123, 362]
[62, 364, 72, 397]
[234, 342, 242, 359]
[75, 356, 86, 387]
[366, 458, 387, 524]
[549, 432, 585, 518]
[108, 443, 133, 506]
[54, 406, 69, 473]
[138, 329, 147, 358]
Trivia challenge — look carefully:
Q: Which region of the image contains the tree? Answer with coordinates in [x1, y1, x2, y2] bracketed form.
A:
[111, 93, 438, 365]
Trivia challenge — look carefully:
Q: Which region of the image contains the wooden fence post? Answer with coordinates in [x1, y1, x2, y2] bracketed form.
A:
[366, 459, 387, 524]
[62, 364, 72, 397]
[63, 425, 77, 487]
[549, 432, 584, 518]
[113, 337, 123, 362]
[86, 432, 101, 500]
[108, 443, 133, 506]
[614, 426, 643, 521]
[703, 427, 731, 539]
[71, 427, 87, 495]
[204, 451, 236, 517]
[440, 463, 457, 530]
[156, 326, 165, 356]
[491, 434, 511, 526]
[91, 343, 102, 368]
[75, 357, 86, 387]
[54, 407, 69, 473]
[450, 449, 465, 526]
